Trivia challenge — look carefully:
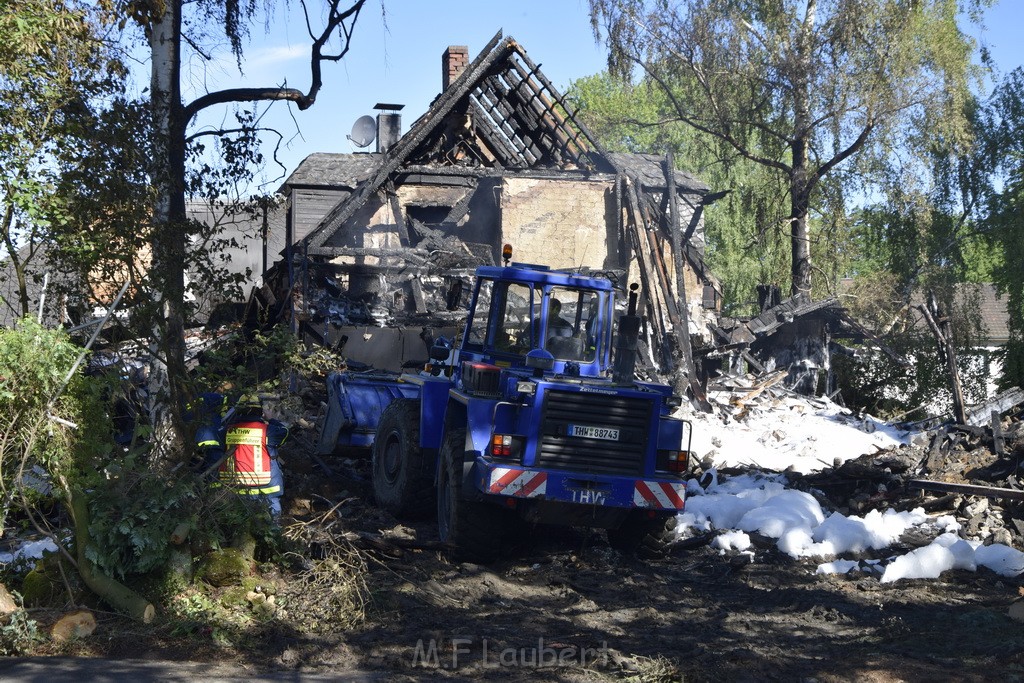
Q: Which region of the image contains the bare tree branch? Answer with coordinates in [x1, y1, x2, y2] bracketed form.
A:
[182, 0, 365, 124]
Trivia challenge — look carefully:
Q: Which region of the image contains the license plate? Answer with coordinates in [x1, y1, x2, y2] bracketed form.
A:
[568, 424, 620, 441]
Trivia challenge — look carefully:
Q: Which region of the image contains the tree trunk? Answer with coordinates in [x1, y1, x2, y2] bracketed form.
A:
[790, 180, 812, 297]
[147, 0, 189, 460]
[1, 204, 29, 317]
[790, 0, 817, 298]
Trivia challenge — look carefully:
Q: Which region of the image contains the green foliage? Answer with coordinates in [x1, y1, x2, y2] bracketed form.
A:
[567, 71, 790, 314]
[194, 325, 300, 394]
[84, 452, 281, 581]
[0, 0, 128, 317]
[835, 276, 991, 418]
[833, 337, 993, 421]
[84, 463, 199, 579]
[588, 0, 988, 296]
[979, 68, 1024, 389]
[0, 319, 113, 530]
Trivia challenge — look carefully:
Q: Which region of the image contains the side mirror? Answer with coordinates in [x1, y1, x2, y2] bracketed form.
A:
[429, 337, 452, 361]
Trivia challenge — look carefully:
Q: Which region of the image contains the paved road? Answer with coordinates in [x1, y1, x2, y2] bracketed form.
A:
[0, 658, 387, 682]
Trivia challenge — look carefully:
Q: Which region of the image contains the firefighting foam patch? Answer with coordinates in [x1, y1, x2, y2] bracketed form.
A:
[633, 480, 686, 509]
[488, 468, 548, 498]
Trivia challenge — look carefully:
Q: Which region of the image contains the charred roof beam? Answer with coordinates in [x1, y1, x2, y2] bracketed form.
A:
[305, 30, 510, 253]
[508, 43, 616, 174]
[504, 59, 588, 166]
[480, 74, 542, 164]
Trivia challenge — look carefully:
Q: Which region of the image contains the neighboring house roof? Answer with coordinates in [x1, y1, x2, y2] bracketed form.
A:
[302, 31, 712, 256]
[280, 152, 381, 191]
[839, 278, 1012, 346]
[959, 283, 1010, 345]
[0, 241, 69, 328]
[185, 200, 287, 278]
[905, 282, 1011, 346]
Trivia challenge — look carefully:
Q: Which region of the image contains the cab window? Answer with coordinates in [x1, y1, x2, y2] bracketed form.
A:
[543, 287, 601, 363]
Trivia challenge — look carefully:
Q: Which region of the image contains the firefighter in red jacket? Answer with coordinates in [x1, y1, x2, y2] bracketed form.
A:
[218, 395, 289, 517]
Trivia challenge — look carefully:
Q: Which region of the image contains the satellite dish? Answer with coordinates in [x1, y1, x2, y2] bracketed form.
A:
[348, 115, 376, 148]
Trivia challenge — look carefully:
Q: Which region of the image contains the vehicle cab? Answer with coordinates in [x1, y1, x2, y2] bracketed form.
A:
[457, 258, 617, 379]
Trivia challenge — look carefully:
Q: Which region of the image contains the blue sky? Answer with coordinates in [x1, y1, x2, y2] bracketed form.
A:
[182, 0, 1024, 194]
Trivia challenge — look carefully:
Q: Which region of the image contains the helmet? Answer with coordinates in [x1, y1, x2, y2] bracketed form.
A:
[234, 393, 263, 415]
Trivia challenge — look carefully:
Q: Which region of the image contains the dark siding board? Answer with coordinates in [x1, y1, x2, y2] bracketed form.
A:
[294, 189, 350, 244]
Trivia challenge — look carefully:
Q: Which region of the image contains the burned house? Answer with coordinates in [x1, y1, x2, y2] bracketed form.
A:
[266, 32, 723, 374]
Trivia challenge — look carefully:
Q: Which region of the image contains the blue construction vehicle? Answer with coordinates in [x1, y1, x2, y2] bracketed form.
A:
[317, 246, 692, 561]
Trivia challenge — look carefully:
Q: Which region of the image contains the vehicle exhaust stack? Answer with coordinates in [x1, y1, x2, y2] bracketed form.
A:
[612, 283, 641, 385]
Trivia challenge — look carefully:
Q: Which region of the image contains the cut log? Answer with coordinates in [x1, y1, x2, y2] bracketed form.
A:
[0, 583, 18, 619]
[51, 609, 97, 642]
[170, 521, 191, 545]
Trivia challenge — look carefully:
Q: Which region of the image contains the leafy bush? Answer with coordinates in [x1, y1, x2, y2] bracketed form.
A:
[0, 318, 111, 529]
[85, 462, 198, 579]
[194, 325, 300, 394]
[0, 594, 40, 656]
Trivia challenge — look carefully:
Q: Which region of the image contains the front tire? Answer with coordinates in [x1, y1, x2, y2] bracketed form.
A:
[371, 399, 434, 518]
[437, 427, 517, 563]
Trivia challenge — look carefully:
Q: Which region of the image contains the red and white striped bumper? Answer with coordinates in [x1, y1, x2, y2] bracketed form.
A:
[477, 462, 685, 511]
[488, 467, 548, 498]
[633, 480, 686, 509]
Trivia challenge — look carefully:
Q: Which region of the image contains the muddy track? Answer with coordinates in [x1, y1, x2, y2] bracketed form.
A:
[264, 429, 1024, 681]
[317, 520, 1022, 681]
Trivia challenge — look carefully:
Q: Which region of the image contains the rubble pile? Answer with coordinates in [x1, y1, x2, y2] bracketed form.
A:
[780, 388, 1024, 549]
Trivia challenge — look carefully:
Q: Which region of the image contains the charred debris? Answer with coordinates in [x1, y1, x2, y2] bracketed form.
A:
[233, 32, 900, 408]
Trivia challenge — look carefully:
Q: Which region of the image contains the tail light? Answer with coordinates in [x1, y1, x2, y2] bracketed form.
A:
[656, 449, 689, 474]
[490, 433, 522, 461]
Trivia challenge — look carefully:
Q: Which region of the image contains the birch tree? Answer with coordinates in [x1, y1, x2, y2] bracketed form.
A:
[589, 0, 987, 297]
[123, 0, 365, 456]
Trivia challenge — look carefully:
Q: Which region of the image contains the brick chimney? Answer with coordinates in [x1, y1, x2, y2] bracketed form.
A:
[443, 45, 469, 90]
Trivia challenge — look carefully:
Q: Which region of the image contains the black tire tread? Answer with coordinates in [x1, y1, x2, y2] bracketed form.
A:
[608, 513, 677, 560]
[438, 427, 518, 563]
[371, 398, 434, 519]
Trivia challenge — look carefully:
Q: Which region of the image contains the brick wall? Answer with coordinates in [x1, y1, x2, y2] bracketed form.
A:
[499, 177, 612, 270]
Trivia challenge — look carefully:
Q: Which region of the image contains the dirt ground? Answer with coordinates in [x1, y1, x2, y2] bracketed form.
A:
[32, 420, 1024, 682]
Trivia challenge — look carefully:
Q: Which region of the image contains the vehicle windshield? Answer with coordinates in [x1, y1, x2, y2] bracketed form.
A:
[538, 287, 601, 362]
[465, 280, 605, 363]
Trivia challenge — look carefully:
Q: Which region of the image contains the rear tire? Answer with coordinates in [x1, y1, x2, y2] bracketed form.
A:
[371, 399, 434, 518]
[608, 512, 677, 560]
[437, 427, 517, 563]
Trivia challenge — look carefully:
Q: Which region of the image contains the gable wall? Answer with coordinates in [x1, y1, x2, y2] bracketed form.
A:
[499, 177, 613, 270]
[292, 188, 351, 244]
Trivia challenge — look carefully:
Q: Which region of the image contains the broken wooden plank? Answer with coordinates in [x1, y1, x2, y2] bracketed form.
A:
[731, 370, 788, 409]
[964, 387, 1024, 427]
[623, 179, 665, 339]
[409, 278, 426, 314]
[906, 479, 1024, 502]
[664, 151, 711, 413]
[993, 410, 1005, 457]
[385, 181, 411, 248]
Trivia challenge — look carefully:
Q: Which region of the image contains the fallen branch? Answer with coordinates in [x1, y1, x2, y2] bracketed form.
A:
[70, 489, 155, 623]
